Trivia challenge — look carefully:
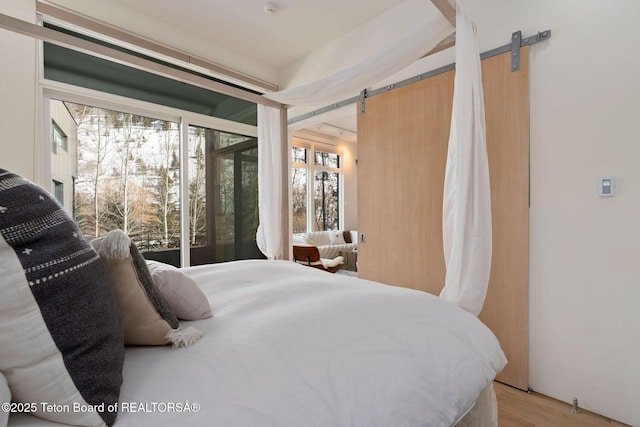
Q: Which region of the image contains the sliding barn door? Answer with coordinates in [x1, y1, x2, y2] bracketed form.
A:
[357, 48, 529, 390]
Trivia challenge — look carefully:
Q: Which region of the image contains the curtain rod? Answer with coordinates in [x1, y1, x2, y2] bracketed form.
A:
[36, 1, 279, 93]
[0, 12, 283, 110]
[288, 29, 551, 126]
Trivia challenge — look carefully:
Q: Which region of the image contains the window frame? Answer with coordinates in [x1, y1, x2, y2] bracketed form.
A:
[291, 142, 344, 233]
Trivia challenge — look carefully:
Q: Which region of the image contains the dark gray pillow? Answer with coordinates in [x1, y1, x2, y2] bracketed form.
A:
[130, 241, 179, 329]
[0, 168, 123, 426]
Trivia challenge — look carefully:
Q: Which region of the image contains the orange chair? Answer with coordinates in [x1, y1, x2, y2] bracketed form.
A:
[292, 245, 344, 273]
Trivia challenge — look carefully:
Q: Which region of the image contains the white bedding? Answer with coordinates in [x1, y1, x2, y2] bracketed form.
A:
[9, 260, 506, 427]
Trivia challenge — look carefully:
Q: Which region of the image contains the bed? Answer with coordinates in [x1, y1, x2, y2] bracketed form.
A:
[2, 2, 504, 425]
[1, 6, 503, 418]
[6, 259, 505, 427]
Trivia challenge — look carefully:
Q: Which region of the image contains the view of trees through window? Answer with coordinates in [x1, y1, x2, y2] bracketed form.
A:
[61, 101, 184, 251]
[291, 146, 341, 233]
[50, 98, 261, 265]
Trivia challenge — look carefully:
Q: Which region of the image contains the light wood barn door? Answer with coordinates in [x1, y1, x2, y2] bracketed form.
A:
[357, 48, 529, 390]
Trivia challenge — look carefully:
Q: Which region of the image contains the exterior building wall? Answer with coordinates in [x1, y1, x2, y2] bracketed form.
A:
[50, 100, 78, 215]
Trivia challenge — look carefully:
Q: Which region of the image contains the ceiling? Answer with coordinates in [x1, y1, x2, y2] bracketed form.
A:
[109, 0, 407, 72]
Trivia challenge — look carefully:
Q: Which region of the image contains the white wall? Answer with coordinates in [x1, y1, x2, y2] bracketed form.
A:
[0, 1, 37, 179]
[50, 99, 78, 214]
[337, 139, 358, 231]
[515, 2, 639, 425]
[283, 0, 640, 425]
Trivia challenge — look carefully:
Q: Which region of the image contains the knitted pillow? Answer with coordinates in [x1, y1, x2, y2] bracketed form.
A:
[92, 230, 203, 347]
[0, 169, 123, 426]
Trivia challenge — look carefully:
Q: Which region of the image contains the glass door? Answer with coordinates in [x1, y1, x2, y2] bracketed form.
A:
[212, 137, 260, 262]
[189, 127, 262, 264]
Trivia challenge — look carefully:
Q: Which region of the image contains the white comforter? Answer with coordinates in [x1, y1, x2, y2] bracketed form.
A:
[10, 260, 506, 427]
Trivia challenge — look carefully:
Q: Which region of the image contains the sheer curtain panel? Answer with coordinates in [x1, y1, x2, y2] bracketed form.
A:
[439, 3, 492, 317]
[256, 105, 284, 259]
[262, 6, 454, 107]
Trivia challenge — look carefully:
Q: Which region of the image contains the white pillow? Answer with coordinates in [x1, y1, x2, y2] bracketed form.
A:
[0, 372, 9, 427]
[328, 231, 346, 245]
[146, 260, 213, 320]
[292, 234, 306, 244]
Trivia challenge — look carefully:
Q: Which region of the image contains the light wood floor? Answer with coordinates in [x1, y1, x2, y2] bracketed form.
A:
[495, 382, 630, 426]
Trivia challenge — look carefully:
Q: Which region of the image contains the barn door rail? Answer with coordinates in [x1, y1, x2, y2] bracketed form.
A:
[289, 29, 551, 125]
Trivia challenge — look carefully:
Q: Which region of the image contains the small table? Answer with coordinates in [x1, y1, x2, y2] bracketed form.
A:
[338, 249, 358, 272]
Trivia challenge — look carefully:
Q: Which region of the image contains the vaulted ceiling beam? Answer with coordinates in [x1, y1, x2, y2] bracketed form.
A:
[431, 0, 456, 27]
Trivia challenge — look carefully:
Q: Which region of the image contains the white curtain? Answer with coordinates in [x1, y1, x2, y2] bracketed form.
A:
[263, 7, 454, 107]
[439, 3, 492, 316]
[256, 105, 283, 259]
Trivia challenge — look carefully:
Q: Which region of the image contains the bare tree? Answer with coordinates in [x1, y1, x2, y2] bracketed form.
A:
[67, 103, 113, 237]
[150, 121, 180, 248]
[189, 133, 207, 245]
[110, 113, 151, 235]
[291, 167, 307, 233]
[313, 170, 339, 231]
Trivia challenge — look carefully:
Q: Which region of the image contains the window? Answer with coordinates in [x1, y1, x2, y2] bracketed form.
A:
[49, 98, 261, 267]
[64, 102, 182, 250]
[292, 145, 342, 233]
[313, 170, 340, 231]
[52, 120, 67, 152]
[43, 23, 261, 267]
[53, 180, 64, 205]
[315, 151, 340, 168]
[291, 148, 308, 234]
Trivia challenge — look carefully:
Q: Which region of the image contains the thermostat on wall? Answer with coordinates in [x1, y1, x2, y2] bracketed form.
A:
[598, 177, 615, 197]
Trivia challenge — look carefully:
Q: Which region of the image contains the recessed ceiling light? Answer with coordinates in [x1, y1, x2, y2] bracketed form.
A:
[264, 2, 278, 15]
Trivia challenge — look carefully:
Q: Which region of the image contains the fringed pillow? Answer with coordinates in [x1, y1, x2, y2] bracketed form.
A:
[92, 230, 202, 348]
[0, 169, 123, 427]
